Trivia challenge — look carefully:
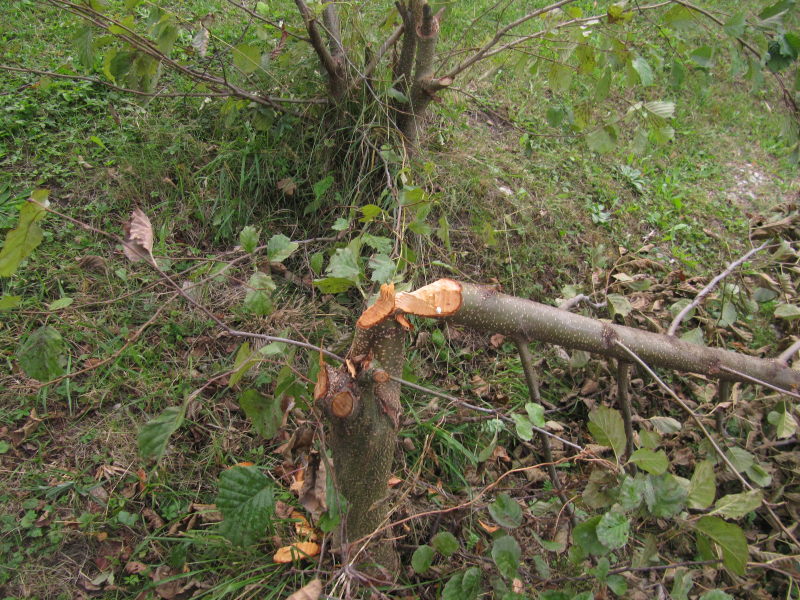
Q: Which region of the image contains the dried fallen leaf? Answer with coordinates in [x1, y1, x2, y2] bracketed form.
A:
[478, 519, 499, 533]
[287, 578, 322, 600]
[77, 254, 108, 273]
[387, 476, 402, 487]
[122, 208, 155, 265]
[298, 455, 327, 520]
[273, 541, 320, 563]
[125, 561, 148, 574]
[489, 333, 505, 348]
[192, 27, 209, 57]
[313, 355, 329, 401]
[277, 178, 297, 196]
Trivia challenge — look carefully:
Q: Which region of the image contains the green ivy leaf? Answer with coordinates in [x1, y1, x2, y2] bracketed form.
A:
[596, 511, 630, 550]
[694, 516, 748, 575]
[239, 389, 283, 439]
[215, 465, 275, 546]
[266, 234, 298, 263]
[17, 325, 66, 382]
[711, 490, 763, 520]
[431, 531, 459, 556]
[588, 406, 626, 461]
[138, 405, 185, 461]
[239, 226, 259, 254]
[244, 271, 276, 316]
[628, 448, 669, 475]
[491, 535, 521, 579]
[233, 43, 261, 73]
[489, 493, 523, 529]
[411, 544, 434, 574]
[687, 460, 716, 509]
[0, 191, 49, 277]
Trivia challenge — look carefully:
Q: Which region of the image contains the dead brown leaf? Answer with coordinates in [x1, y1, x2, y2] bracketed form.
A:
[298, 455, 327, 520]
[287, 578, 322, 600]
[489, 333, 505, 348]
[277, 178, 297, 196]
[122, 208, 155, 265]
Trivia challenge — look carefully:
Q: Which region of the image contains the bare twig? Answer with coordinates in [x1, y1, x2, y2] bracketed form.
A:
[617, 360, 635, 460]
[667, 242, 769, 336]
[719, 365, 800, 400]
[778, 339, 800, 366]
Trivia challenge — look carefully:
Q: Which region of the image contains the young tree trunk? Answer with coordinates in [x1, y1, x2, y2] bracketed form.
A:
[318, 279, 800, 569]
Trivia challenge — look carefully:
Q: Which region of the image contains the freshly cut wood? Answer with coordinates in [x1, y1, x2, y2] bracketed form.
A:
[356, 283, 396, 328]
[395, 278, 462, 317]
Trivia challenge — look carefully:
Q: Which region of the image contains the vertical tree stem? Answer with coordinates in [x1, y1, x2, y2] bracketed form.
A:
[617, 360, 635, 460]
[716, 379, 732, 434]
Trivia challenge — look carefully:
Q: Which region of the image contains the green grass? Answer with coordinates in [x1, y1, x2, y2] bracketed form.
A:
[1, 0, 799, 598]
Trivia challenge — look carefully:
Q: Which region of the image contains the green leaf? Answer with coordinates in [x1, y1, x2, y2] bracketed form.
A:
[489, 493, 523, 529]
[233, 44, 261, 73]
[431, 531, 460, 556]
[586, 126, 618, 153]
[607, 294, 632, 318]
[628, 449, 668, 475]
[595, 68, 612, 102]
[688, 460, 716, 509]
[326, 247, 361, 282]
[154, 20, 179, 54]
[230, 342, 257, 387]
[662, 4, 695, 30]
[138, 406, 185, 461]
[724, 13, 746, 37]
[725, 447, 754, 472]
[689, 46, 713, 69]
[442, 567, 481, 600]
[596, 511, 630, 550]
[671, 568, 694, 600]
[239, 389, 283, 439]
[774, 303, 800, 320]
[525, 403, 546, 427]
[386, 87, 409, 103]
[361, 233, 393, 254]
[631, 56, 654, 86]
[573, 516, 609, 556]
[313, 175, 334, 200]
[74, 26, 94, 69]
[244, 271, 275, 316]
[310, 252, 324, 275]
[313, 277, 355, 294]
[17, 325, 66, 382]
[48, 297, 74, 311]
[411, 544, 434, 574]
[643, 473, 687, 518]
[0, 192, 49, 277]
[694, 516, 748, 575]
[266, 234, 298, 263]
[649, 416, 682, 434]
[671, 58, 687, 88]
[644, 101, 676, 119]
[491, 535, 521, 579]
[0, 295, 21, 311]
[699, 591, 733, 600]
[680, 327, 705, 346]
[548, 62, 573, 94]
[588, 406, 626, 461]
[711, 490, 762, 519]
[618, 474, 645, 511]
[759, 0, 794, 23]
[239, 226, 259, 253]
[639, 429, 660, 449]
[768, 403, 798, 438]
[512, 413, 533, 441]
[584, 468, 618, 509]
[215, 465, 275, 546]
[607, 574, 628, 596]
[368, 254, 395, 283]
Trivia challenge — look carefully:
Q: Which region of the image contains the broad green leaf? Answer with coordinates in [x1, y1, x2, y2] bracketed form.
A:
[717, 301, 737, 327]
[724, 13, 745, 37]
[491, 535, 521, 579]
[309, 252, 324, 275]
[386, 87, 409, 103]
[639, 429, 661, 449]
[759, 0, 794, 23]
[411, 544, 434, 574]
[588, 406, 626, 461]
[74, 26, 94, 69]
[239, 226, 259, 253]
[0, 192, 49, 277]
[631, 56, 654, 86]
[584, 468, 618, 509]
[662, 4, 695, 30]
[725, 447, 754, 472]
[768, 403, 798, 438]
[313, 175, 334, 200]
[442, 567, 481, 600]
[244, 271, 275, 316]
[671, 568, 694, 600]
[138, 405, 185, 461]
[368, 254, 395, 283]
[0, 295, 21, 311]
[573, 516, 609, 555]
[694, 516, 747, 575]
[688, 460, 716, 509]
[643, 473, 687, 517]
[489, 493, 523, 529]
[313, 277, 355, 294]
[216, 465, 275, 546]
[618, 474, 644, 511]
[680, 327, 705, 346]
[595, 68, 612, 102]
[17, 325, 66, 382]
[525, 403, 546, 427]
[644, 101, 676, 119]
[607, 293, 632, 318]
[266, 234, 298, 263]
[628, 449, 668, 475]
[607, 574, 628, 596]
[233, 44, 261, 73]
[774, 303, 800, 320]
[745, 462, 772, 487]
[326, 247, 361, 282]
[689, 46, 713, 69]
[239, 389, 282, 439]
[649, 416, 682, 434]
[154, 20, 179, 54]
[512, 414, 533, 441]
[230, 342, 257, 387]
[596, 511, 629, 550]
[48, 297, 74, 311]
[431, 531, 459, 556]
[586, 126, 617, 153]
[548, 62, 573, 94]
[361, 233, 393, 254]
[711, 490, 762, 519]
[319, 466, 346, 533]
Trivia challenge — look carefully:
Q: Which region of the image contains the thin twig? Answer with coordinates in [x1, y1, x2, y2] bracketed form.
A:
[667, 241, 769, 336]
[617, 360, 635, 460]
[719, 365, 800, 400]
[778, 339, 800, 366]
